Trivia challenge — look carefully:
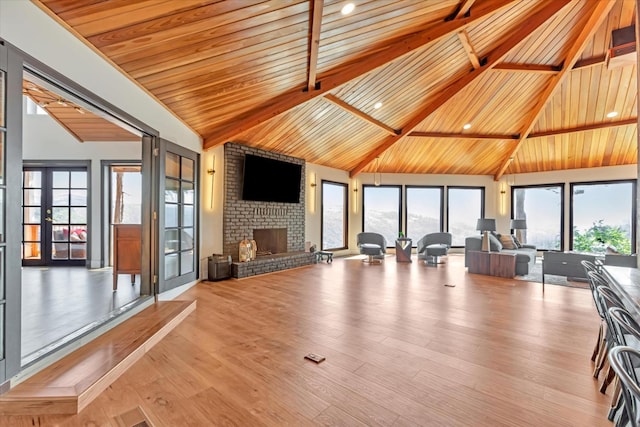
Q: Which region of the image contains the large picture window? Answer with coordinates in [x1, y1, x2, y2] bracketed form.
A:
[406, 186, 443, 246]
[363, 185, 401, 247]
[448, 187, 484, 247]
[571, 180, 635, 254]
[512, 184, 563, 250]
[321, 181, 347, 250]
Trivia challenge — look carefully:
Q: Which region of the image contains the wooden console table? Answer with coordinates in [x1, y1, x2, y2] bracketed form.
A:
[467, 251, 516, 278]
[113, 224, 141, 290]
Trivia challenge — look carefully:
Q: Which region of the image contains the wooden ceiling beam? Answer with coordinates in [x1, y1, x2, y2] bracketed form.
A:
[306, 0, 323, 92]
[527, 118, 637, 138]
[202, 0, 519, 149]
[494, 0, 617, 181]
[323, 94, 397, 136]
[349, 0, 572, 177]
[457, 30, 481, 69]
[409, 131, 518, 140]
[455, 0, 477, 19]
[572, 54, 606, 70]
[493, 63, 560, 73]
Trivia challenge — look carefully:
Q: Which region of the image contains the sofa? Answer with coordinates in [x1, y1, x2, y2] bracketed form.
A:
[465, 234, 537, 275]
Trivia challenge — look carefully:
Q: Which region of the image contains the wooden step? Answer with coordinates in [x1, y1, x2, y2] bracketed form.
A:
[0, 299, 196, 415]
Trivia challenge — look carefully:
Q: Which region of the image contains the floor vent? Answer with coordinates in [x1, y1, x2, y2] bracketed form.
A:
[113, 406, 154, 427]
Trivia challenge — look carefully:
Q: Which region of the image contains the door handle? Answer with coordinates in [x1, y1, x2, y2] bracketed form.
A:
[45, 217, 52, 222]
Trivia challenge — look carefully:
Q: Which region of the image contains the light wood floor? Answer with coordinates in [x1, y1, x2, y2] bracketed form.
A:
[3, 254, 611, 426]
[21, 267, 141, 362]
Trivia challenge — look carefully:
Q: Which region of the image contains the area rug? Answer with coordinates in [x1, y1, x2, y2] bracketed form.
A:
[515, 260, 590, 289]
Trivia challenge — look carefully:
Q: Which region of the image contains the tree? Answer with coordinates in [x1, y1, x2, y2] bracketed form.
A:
[573, 220, 631, 254]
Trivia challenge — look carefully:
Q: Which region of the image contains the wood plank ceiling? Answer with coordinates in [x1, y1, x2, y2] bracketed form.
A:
[22, 79, 139, 142]
[32, 0, 637, 179]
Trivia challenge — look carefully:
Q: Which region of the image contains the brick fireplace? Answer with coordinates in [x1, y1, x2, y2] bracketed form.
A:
[223, 143, 314, 277]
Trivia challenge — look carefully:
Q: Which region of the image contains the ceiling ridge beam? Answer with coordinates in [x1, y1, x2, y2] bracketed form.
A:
[493, 63, 561, 73]
[493, 0, 617, 181]
[323, 94, 398, 136]
[527, 118, 637, 138]
[202, 0, 519, 149]
[409, 131, 518, 140]
[307, 0, 324, 92]
[349, 0, 572, 178]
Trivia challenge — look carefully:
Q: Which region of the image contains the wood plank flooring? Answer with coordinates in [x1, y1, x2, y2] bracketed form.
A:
[0, 300, 195, 416]
[21, 266, 141, 361]
[2, 254, 612, 426]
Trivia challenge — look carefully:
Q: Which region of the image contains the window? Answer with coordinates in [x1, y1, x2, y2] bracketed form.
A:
[571, 181, 635, 254]
[321, 181, 347, 250]
[512, 184, 563, 250]
[406, 186, 443, 246]
[363, 185, 401, 247]
[447, 187, 484, 246]
[24, 97, 47, 115]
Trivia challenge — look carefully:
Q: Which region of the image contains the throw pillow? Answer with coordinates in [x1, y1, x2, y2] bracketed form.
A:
[499, 234, 517, 250]
[512, 234, 522, 248]
[488, 233, 503, 251]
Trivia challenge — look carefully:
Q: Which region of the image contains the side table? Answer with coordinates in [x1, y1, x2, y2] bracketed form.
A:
[467, 251, 516, 278]
[396, 237, 412, 263]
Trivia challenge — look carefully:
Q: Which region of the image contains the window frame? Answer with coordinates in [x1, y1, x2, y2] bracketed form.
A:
[320, 179, 348, 251]
[511, 183, 565, 251]
[446, 186, 485, 248]
[405, 185, 444, 246]
[362, 184, 402, 248]
[569, 179, 636, 254]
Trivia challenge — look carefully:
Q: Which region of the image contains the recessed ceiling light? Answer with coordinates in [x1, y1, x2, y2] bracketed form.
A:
[341, 3, 355, 15]
[374, 102, 383, 109]
[607, 111, 618, 118]
[463, 123, 472, 130]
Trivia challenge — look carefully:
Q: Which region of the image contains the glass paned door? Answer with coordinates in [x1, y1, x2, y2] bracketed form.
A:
[22, 167, 88, 266]
[158, 140, 198, 293]
[0, 64, 6, 365]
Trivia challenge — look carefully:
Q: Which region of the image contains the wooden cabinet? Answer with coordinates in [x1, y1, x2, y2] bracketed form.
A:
[467, 251, 516, 278]
[113, 224, 141, 290]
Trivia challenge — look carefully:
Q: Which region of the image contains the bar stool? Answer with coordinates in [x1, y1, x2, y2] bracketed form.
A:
[583, 260, 606, 362]
[608, 346, 640, 427]
[594, 283, 626, 386]
[609, 307, 640, 421]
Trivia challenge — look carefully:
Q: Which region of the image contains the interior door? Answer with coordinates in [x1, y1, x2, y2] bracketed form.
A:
[22, 166, 88, 267]
[157, 139, 199, 293]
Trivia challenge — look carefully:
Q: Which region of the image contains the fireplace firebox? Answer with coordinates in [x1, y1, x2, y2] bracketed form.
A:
[253, 228, 287, 256]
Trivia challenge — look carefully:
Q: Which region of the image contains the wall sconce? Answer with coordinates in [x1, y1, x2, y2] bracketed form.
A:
[309, 172, 317, 213]
[373, 157, 381, 186]
[207, 154, 215, 210]
[499, 180, 508, 215]
[352, 179, 359, 213]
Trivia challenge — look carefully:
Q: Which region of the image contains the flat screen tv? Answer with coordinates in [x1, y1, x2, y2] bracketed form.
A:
[242, 154, 302, 203]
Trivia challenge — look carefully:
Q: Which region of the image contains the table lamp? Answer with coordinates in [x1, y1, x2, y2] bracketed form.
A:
[476, 218, 496, 252]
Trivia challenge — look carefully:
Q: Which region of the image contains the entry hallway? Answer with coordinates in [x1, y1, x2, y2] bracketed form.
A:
[2, 254, 611, 425]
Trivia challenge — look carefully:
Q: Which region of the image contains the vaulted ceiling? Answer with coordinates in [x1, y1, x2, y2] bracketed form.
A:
[33, 0, 637, 179]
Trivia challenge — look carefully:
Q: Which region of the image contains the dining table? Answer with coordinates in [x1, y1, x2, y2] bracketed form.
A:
[603, 265, 640, 321]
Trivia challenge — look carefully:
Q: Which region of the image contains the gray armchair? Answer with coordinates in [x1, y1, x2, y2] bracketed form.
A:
[417, 232, 452, 265]
[357, 232, 387, 264]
